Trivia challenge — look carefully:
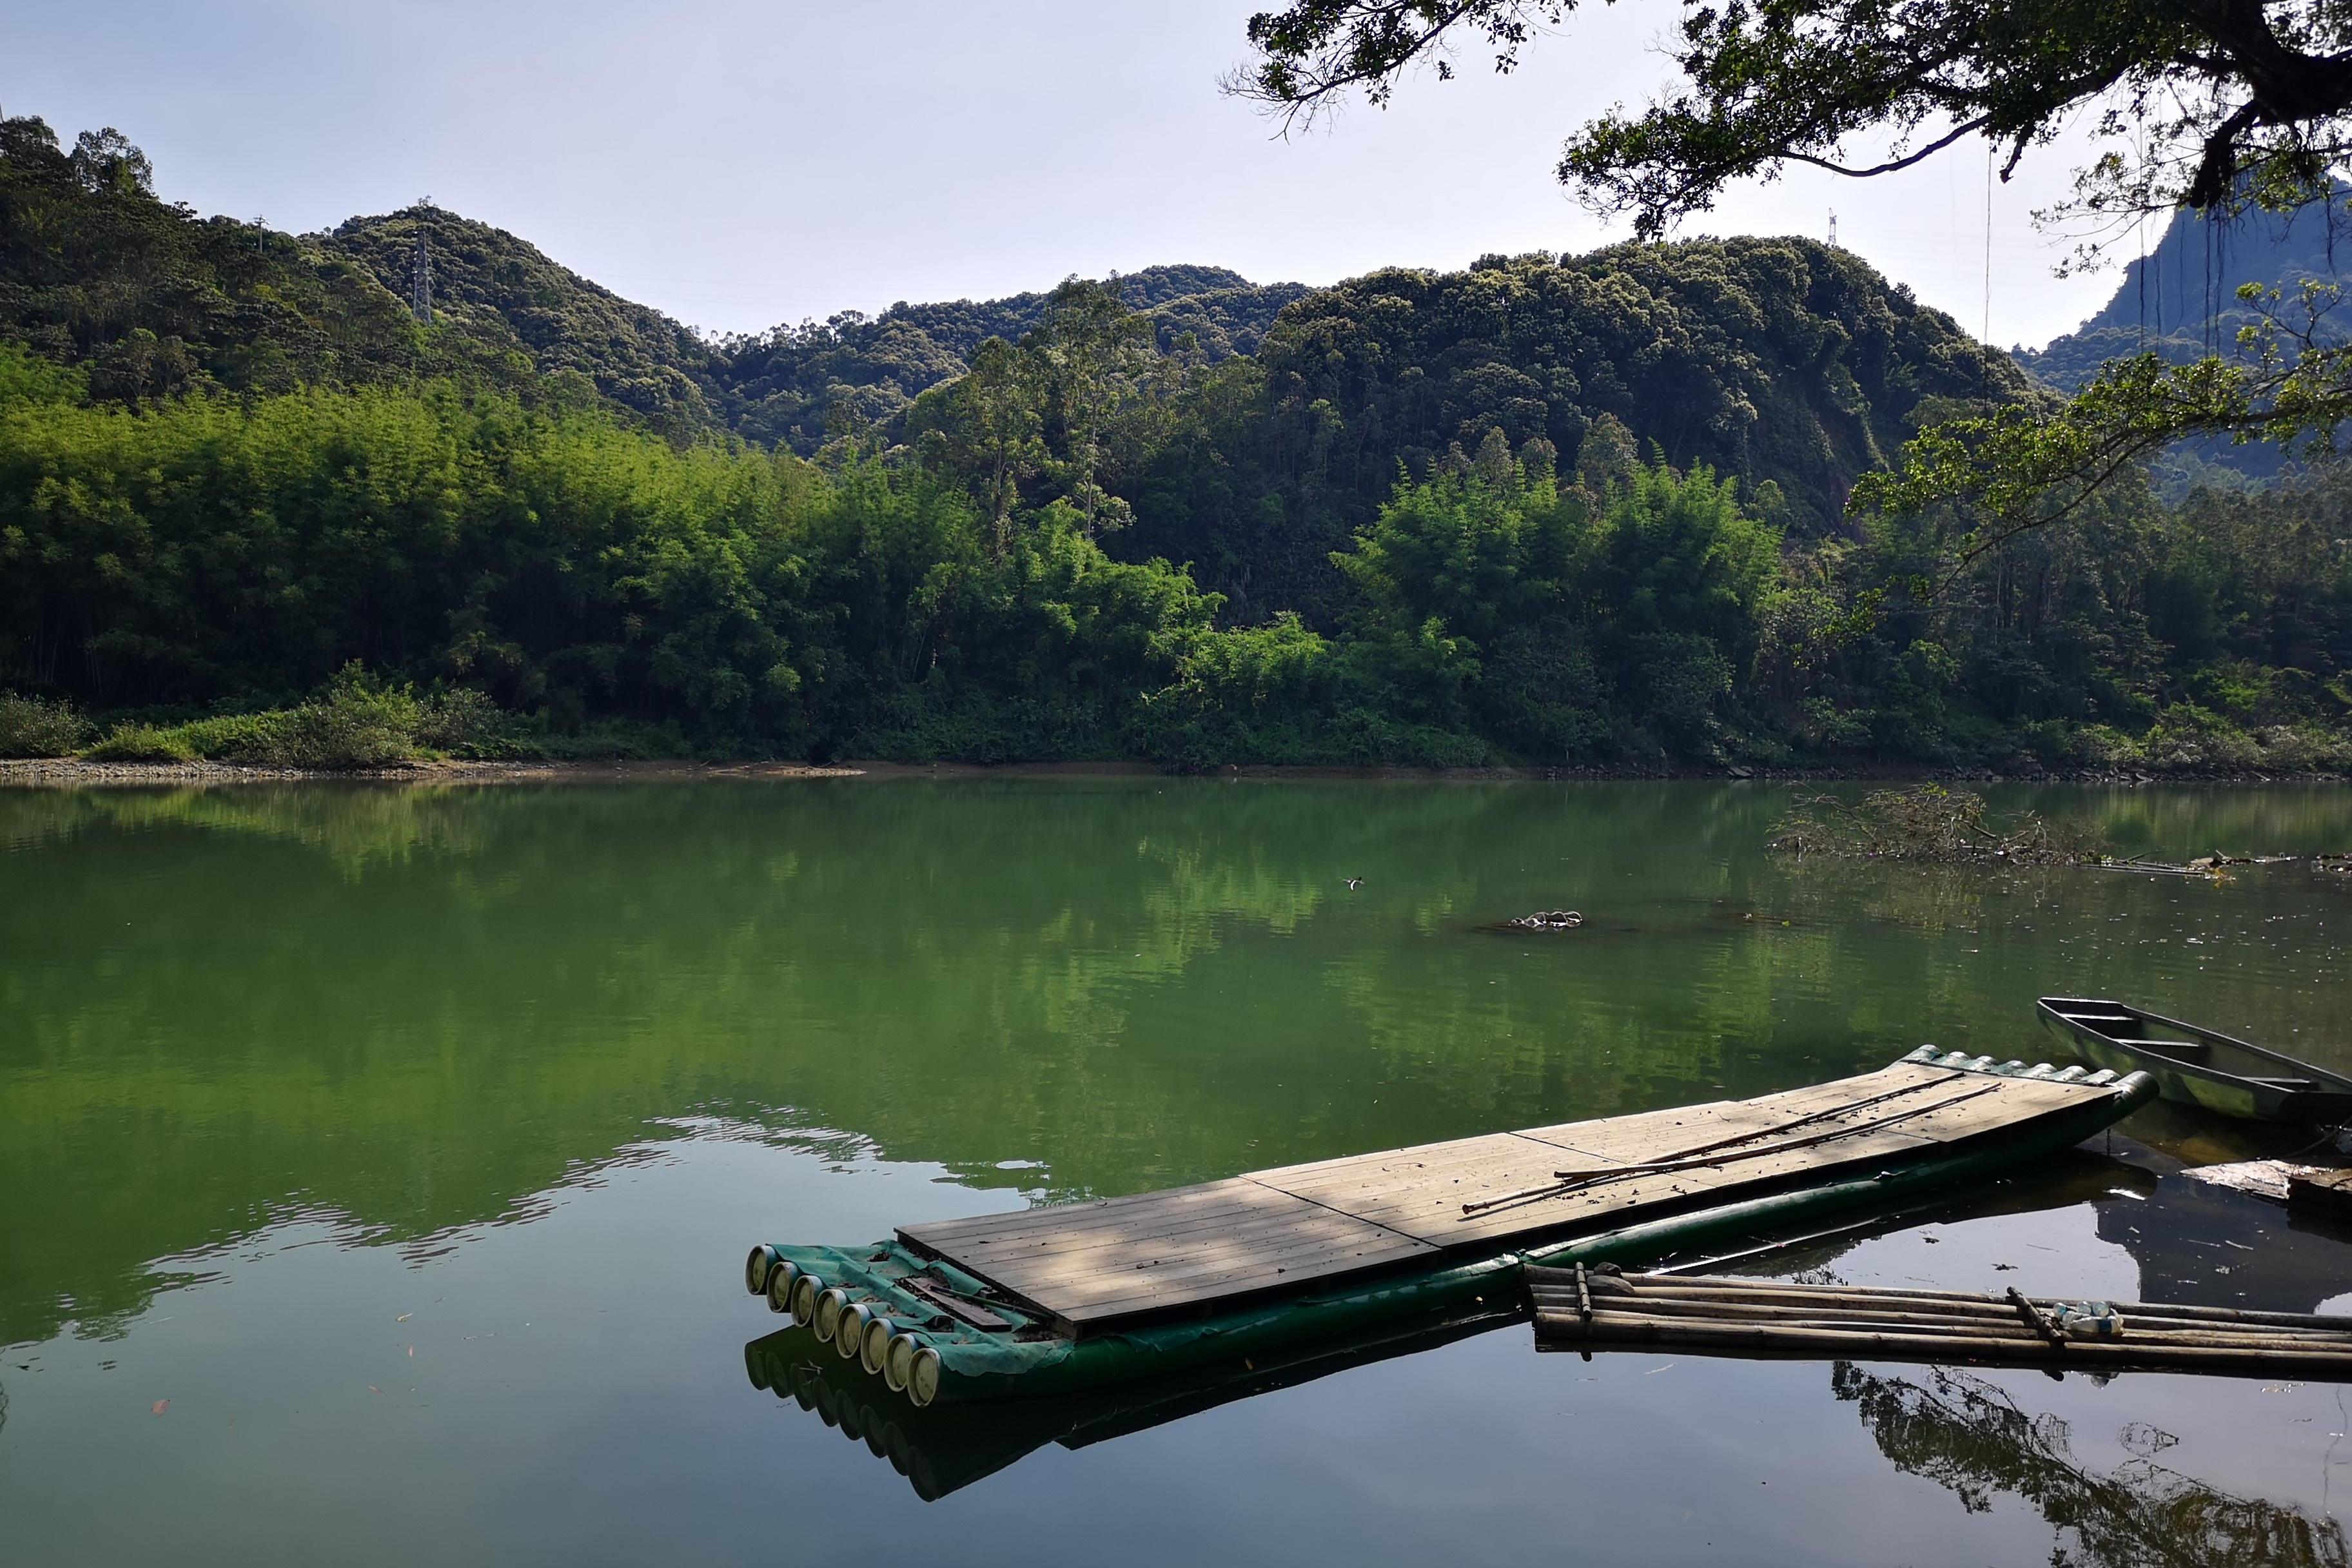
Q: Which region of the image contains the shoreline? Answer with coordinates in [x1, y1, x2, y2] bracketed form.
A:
[3, 756, 2346, 789]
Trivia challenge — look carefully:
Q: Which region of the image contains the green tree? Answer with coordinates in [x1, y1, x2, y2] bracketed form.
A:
[1233, 1, 2352, 519]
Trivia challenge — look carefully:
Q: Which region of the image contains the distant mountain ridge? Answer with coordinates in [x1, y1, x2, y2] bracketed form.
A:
[712, 264, 1308, 450]
[324, 206, 729, 432]
[0, 114, 1305, 449]
[2019, 185, 2352, 391]
[1, 110, 2023, 541]
[323, 206, 1307, 451]
[2014, 185, 2352, 490]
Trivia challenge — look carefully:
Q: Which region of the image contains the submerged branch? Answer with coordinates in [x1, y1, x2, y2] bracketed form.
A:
[1770, 785, 2105, 866]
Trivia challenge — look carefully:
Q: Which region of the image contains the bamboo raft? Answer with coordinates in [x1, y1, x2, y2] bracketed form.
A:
[743, 1048, 2155, 1407]
[1528, 1266, 2352, 1378]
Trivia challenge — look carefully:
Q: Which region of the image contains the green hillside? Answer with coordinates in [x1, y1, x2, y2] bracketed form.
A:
[322, 206, 730, 435]
[0, 119, 422, 400]
[3, 115, 2345, 775]
[717, 266, 1308, 451]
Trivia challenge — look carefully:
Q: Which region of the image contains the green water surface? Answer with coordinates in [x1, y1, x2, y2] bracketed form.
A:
[3, 779, 2349, 1565]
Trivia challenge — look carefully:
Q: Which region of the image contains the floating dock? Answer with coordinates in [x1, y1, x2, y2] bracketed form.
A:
[745, 1048, 2155, 1407]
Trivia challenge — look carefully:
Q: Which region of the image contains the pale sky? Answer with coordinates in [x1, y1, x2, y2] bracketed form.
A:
[9, 1, 2125, 349]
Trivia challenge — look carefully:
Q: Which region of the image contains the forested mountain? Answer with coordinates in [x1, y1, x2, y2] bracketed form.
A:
[716, 266, 1307, 451]
[0, 118, 422, 401]
[1098, 243, 2027, 625]
[0, 115, 1302, 449]
[3, 115, 2346, 774]
[322, 206, 730, 435]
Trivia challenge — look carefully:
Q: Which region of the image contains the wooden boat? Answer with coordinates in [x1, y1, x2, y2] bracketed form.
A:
[741, 1049, 2153, 1407]
[2036, 996, 2352, 1124]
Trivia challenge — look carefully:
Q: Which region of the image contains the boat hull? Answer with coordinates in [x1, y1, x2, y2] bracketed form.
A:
[2037, 1000, 2352, 1123]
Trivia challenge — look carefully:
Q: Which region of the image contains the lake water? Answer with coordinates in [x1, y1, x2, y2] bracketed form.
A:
[3, 778, 2350, 1565]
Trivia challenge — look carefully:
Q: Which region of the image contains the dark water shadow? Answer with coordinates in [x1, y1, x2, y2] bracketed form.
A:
[742, 1297, 1524, 1501]
[1837, 1362, 2350, 1568]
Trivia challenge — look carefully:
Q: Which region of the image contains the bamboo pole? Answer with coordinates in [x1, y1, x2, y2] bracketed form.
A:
[1525, 1268, 2352, 1378]
[1527, 1269, 2352, 1332]
[1460, 1071, 1975, 1216]
[1527, 1288, 2352, 1340]
[1527, 1300, 2352, 1355]
[1533, 1313, 2352, 1374]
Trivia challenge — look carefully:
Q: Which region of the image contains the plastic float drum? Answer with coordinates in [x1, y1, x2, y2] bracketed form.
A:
[836, 1302, 878, 1359]
[883, 1331, 918, 1393]
[812, 1286, 850, 1342]
[765, 1260, 801, 1314]
[905, 1344, 943, 1408]
[861, 1315, 895, 1375]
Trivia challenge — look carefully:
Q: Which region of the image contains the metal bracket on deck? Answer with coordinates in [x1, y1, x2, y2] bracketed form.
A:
[906, 1275, 1014, 1331]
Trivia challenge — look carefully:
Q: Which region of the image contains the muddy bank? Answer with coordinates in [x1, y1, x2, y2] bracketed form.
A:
[3, 755, 2346, 789]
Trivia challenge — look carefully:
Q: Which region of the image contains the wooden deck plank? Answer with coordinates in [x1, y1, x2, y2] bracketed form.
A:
[901, 1063, 2122, 1335]
[917, 1197, 1396, 1273]
[1250, 1134, 1588, 1215]
[1440, 1166, 1743, 1246]
[1054, 1231, 1446, 1324]
[1517, 1100, 1795, 1163]
[906, 1181, 1437, 1326]
[901, 1178, 1264, 1249]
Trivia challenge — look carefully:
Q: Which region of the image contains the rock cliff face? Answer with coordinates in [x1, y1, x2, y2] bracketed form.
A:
[2012, 186, 2352, 490]
[2018, 186, 2352, 393]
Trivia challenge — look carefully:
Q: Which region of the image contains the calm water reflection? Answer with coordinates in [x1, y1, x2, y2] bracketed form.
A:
[2, 779, 2348, 1563]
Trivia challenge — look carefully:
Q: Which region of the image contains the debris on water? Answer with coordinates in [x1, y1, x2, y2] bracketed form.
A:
[1770, 785, 2102, 866]
[150, 1399, 168, 1416]
[1505, 909, 1584, 931]
[2181, 1159, 2324, 1202]
[2289, 1167, 2352, 1221]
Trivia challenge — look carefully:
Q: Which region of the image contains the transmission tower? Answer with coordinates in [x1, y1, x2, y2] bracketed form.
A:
[1827, 210, 1838, 248]
[410, 231, 433, 325]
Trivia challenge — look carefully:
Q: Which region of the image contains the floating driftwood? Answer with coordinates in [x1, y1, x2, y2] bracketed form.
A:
[1772, 786, 2346, 878]
[2182, 1159, 2330, 1202]
[1771, 786, 2102, 866]
[1527, 1265, 2352, 1378]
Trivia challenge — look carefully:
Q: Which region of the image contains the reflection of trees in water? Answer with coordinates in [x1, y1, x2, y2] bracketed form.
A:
[6, 778, 2347, 1348]
[0, 784, 498, 874]
[1834, 1362, 2349, 1568]
[1763, 848, 2352, 1083]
